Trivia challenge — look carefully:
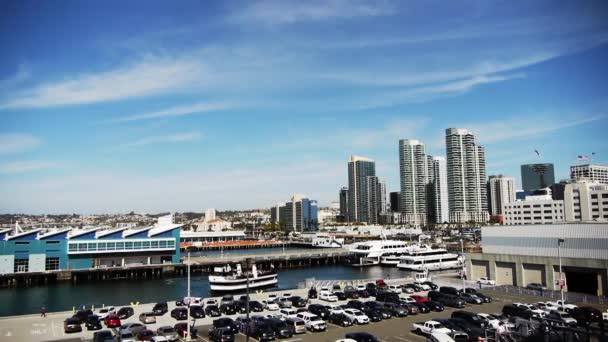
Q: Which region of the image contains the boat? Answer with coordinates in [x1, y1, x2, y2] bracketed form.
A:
[379, 244, 433, 265]
[208, 263, 278, 292]
[349, 239, 421, 267]
[311, 234, 344, 248]
[396, 248, 464, 271]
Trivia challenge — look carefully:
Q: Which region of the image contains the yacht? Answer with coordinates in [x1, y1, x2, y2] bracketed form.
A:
[396, 248, 464, 271]
[209, 263, 278, 292]
[349, 240, 415, 266]
[379, 244, 433, 265]
[311, 235, 344, 248]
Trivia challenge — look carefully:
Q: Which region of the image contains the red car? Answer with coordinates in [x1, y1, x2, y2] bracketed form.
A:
[104, 314, 121, 328]
[410, 295, 429, 303]
[375, 279, 387, 289]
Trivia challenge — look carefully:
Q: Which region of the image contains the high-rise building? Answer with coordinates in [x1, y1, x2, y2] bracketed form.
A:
[564, 180, 608, 222]
[270, 195, 318, 231]
[338, 187, 349, 222]
[570, 164, 608, 184]
[399, 139, 428, 225]
[428, 156, 450, 224]
[366, 176, 387, 224]
[347, 155, 376, 223]
[521, 163, 555, 191]
[445, 128, 489, 223]
[488, 175, 516, 216]
[389, 192, 400, 212]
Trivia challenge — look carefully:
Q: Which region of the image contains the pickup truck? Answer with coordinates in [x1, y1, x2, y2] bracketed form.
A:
[545, 300, 577, 312]
[476, 277, 496, 286]
[412, 320, 452, 335]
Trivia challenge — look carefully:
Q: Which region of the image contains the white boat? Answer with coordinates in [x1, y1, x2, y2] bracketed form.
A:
[396, 248, 464, 271]
[349, 239, 423, 266]
[209, 264, 278, 292]
[311, 235, 344, 248]
[379, 244, 433, 265]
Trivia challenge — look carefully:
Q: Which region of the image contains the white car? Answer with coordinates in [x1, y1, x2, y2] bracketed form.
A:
[356, 284, 366, 291]
[477, 313, 501, 329]
[279, 308, 298, 319]
[513, 303, 547, 318]
[399, 295, 416, 303]
[96, 306, 116, 319]
[546, 300, 577, 312]
[335, 339, 358, 342]
[387, 285, 402, 294]
[477, 277, 497, 286]
[320, 291, 338, 302]
[264, 313, 283, 320]
[262, 300, 280, 311]
[295, 312, 327, 332]
[327, 304, 345, 313]
[413, 282, 431, 291]
[205, 299, 218, 306]
[343, 309, 370, 324]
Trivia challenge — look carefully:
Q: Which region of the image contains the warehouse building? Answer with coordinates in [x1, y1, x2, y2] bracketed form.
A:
[466, 223, 608, 296]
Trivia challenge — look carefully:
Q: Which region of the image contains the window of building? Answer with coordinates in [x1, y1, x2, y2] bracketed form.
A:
[602, 194, 608, 198]
[544, 216, 553, 220]
[534, 210, 541, 214]
[523, 205, 530, 208]
[15, 241, 30, 245]
[45, 241, 60, 245]
[533, 204, 541, 208]
[524, 211, 531, 214]
[591, 194, 598, 199]
[14, 259, 28, 273]
[534, 216, 542, 220]
[45, 257, 60, 271]
[593, 215, 599, 219]
[544, 210, 552, 213]
[575, 215, 581, 220]
[592, 202, 598, 206]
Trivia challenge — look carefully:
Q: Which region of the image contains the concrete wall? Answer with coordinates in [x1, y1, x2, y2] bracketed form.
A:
[0, 255, 14, 274]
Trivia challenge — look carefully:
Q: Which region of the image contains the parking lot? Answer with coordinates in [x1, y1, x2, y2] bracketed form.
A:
[1, 277, 606, 342]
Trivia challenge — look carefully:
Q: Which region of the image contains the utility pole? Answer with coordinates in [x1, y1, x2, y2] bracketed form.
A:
[185, 251, 191, 341]
[245, 258, 252, 342]
[558, 238, 565, 305]
[460, 238, 466, 291]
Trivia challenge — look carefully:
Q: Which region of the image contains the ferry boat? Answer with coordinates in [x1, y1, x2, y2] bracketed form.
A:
[379, 244, 433, 265]
[208, 264, 278, 292]
[311, 235, 344, 248]
[349, 239, 414, 266]
[396, 248, 464, 271]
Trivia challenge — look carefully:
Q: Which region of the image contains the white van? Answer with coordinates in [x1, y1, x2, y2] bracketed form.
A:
[426, 331, 455, 342]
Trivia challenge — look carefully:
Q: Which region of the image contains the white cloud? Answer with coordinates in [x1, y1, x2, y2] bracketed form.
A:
[0, 133, 41, 155]
[0, 160, 56, 174]
[0, 56, 205, 109]
[122, 131, 202, 147]
[113, 102, 230, 123]
[233, 0, 395, 25]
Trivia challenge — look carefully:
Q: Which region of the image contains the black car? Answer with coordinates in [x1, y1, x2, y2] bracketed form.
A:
[64, 317, 83, 333]
[267, 318, 294, 338]
[175, 323, 198, 339]
[85, 315, 103, 330]
[406, 283, 423, 292]
[461, 288, 492, 303]
[526, 283, 547, 291]
[220, 303, 237, 315]
[117, 307, 134, 319]
[73, 309, 94, 324]
[422, 281, 439, 290]
[208, 327, 235, 342]
[171, 307, 188, 320]
[439, 286, 459, 296]
[212, 318, 239, 334]
[333, 291, 347, 301]
[401, 303, 419, 315]
[205, 305, 221, 317]
[250, 321, 277, 341]
[308, 287, 318, 299]
[346, 300, 364, 310]
[221, 295, 235, 304]
[375, 290, 400, 303]
[382, 302, 408, 317]
[234, 301, 247, 314]
[190, 305, 206, 318]
[357, 289, 370, 298]
[235, 316, 254, 334]
[93, 330, 115, 342]
[250, 301, 264, 312]
[450, 317, 486, 341]
[361, 307, 383, 322]
[308, 304, 330, 320]
[328, 312, 354, 327]
[152, 302, 168, 316]
[288, 296, 307, 308]
[365, 283, 377, 296]
[411, 302, 430, 313]
[345, 332, 379, 342]
[570, 306, 602, 326]
[422, 300, 445, 312]
[502, 304, 533, 320]
[451, 311, 487, 329]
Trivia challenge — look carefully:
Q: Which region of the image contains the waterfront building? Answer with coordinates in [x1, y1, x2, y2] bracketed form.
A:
[445, 128, 489, 223]
[428, 156, 450, 224]
[564, 180, 608, 222]
[466, 223, 608, 296]
[180, 230, 246, 245]
[389, 192, 400, 212]
[270, 194, 318, 231]
[570, 164, 608, 184]
[502, 197, 564, 225]
[488, 175, 516, 216]
[399, 139, 428, 225]
[521, 163, 555, 191]
[338, 187, 349, 222]
[347, 155, 376, 223]
[0, 215, 181, 275]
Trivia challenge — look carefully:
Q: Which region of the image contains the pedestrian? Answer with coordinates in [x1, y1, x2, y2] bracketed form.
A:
[40, 305, 46, 317]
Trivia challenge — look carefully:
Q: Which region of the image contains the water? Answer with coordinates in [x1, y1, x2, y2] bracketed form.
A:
[0, 264, 409, 317]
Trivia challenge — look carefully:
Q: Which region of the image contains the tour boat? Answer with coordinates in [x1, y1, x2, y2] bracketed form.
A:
[208, 263, 278, 292]
[396, 248, 464, 271]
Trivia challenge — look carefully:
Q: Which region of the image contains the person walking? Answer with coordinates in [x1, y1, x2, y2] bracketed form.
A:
[40, 305, 47, 317]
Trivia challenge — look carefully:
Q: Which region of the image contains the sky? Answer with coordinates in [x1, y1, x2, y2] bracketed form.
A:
[1, 0, 607, 214]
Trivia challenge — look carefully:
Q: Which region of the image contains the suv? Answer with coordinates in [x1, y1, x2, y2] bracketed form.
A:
[295, 312, 327, 332]
[139, 312, 156, 324]
[308, 304, 330, 319]
[250, 321, 277, 341]
[285, 317, 306, 334]
[267, 317, 294, 339]
[343, 308, 370, 324]
[208, 327, 235, 342]
[375, 290, 400, 303]
[289, 296, 308, 308]
[156, 326, 179, 342]
[171, 307, 188, 320]
[439, 286, 459, 296]
[86, 315, 103, 330]
[451, 311, 487, 328]
[152, 302, 168, 316]
[570, 306, 602, 326]
[212, 318, 238, 334]
[328, 311, 354, 327]
[502, 304, 533, 320]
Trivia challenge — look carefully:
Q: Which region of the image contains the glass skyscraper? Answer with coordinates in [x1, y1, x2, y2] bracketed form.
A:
[521, 163, 555, 191]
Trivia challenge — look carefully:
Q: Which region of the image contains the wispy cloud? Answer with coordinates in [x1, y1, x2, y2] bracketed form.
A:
[232, 0, 395, 25]
[112, 102, 230, 123]
[0, 160, 56, 174]
[0, 133, 41, 155]
[122, 131, 202, 148]
[0, 56, 204, 109]
[0, 64, 31, 90]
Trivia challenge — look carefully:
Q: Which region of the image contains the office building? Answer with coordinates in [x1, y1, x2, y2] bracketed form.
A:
[347, 155, 376, 223]
[270, 194, 319, 232]
[366, 176, 386, 224]
[502, 198, 564, 225]
[338, 187, 349, 222]
[389, 192, 400, 212]
[488, 175, 516, 216]
[564, 180, 608, 222]
[570, 164, 608, 184]
[427, 156, 450, 224]
[445, 128, 489, 223]
[521, 163, 555, 191]
[399, 139, 429, 225]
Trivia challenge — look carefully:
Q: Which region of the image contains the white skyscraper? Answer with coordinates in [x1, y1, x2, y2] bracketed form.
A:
[399, 139, 429, 225]
[347, 155, 376, 223]
[488, 175, 516, 216]
[445, 128, 489, 223]
[429, 156, 450, 224]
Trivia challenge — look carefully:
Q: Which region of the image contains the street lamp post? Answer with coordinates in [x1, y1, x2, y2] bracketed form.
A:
[460, 239, 466, 291]
[558, 238, 565, 304]
[186, 251, 191, 341]
[245, 258, 252, 342]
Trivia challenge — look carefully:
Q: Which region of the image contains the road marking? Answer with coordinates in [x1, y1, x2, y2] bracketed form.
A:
[284, 339, 302, 342]
[394, 337, 411, 342]
[200, 338, 210, 342]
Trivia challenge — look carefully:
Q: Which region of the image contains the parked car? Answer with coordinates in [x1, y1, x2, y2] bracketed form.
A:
[513, 303, 546, 318]
[526, 283, 547, 291]
[250, 321, 277, 341]
[208, 327, 235, 342]
[451, 311, 487, 329]
[333, 291, 348, 300]
[328, 312, 354, 327]
[546, 300, 578, 312]
[346, 300, 364, 310]
[171, 307, 188, 320]
[342, 309, 370, 325]
[212, 318, 239, 334]
[423, 301, 445, 312]
[277, 297, 293, 308]
[401, 285, 416, 294]
[411, 302, 431, 313]
[152, 302, 168, 316]
[93, 330, 116, 342]
[203, 305, 220, 317]
[422, 281, 439, 290]
[285, 317, 307, 334]
[570, 306, 602, 326]
[477, 277, 496, 286]
[117, 307, 134, 319]
[206, 299, 219, 306]
[137, 329, 155, 341]
[73, 309, 94, 324]
[117, 329, 137, 342]
[279, 308, 298, 320]
[502, 304, 533, 320]
[121, 322, 147, 336]
[221, 295, 235, 304]
[249, 301, 264, 312]
[235, 316, 254, 334]
[407, 283, 424, 292]
[295, 312, 327, 332]
[139, 312, 157, 324]
[64, 317, 83, 333]
[411, 295, 429, 303]
[460, 293, 483, 304]
[546, 310, 577, 326]
[289, 296, 308, 308]
[413, 282, 431, 291]
[439, 287, 459, 296]
[320, 291, 339, 302]
[262, 300, 280, 311]
[86, 315, 103, 330]
[96, 306, 116, 320]
[387, 285, 402, 294]
[267, 317, 294, 339]
[357, 289, 371, 298]
[412, 320, 452, 335]
[344, 332, 379, 342]
[219, 303, 236, 315]
[174, 323, 198, 339]
[308, 287, 318, 299]
[104, 314, 121, 328]
[401, 302, 420, 315]
[156, 326, 179, 342]
[375, 290, 400, 303]
[308, 304, 330, 320]
[361, 307, 383, 322]
[382, 302, 408, 317]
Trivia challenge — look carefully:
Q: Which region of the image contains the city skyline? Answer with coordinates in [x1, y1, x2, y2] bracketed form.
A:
[1, 1, 608, 214]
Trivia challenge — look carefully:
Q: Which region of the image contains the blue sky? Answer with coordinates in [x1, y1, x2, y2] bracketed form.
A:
[1, 0, 607, 214]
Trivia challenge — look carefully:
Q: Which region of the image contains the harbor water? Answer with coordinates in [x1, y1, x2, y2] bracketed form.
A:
[0, 248, 411, 317]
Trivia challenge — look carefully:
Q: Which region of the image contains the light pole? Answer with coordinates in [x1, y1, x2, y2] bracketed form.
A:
[558, 238, 565, 304]
[245, 258, 252, 342]
[460, 238, 466, 291]
[186, 251, 191, 342]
